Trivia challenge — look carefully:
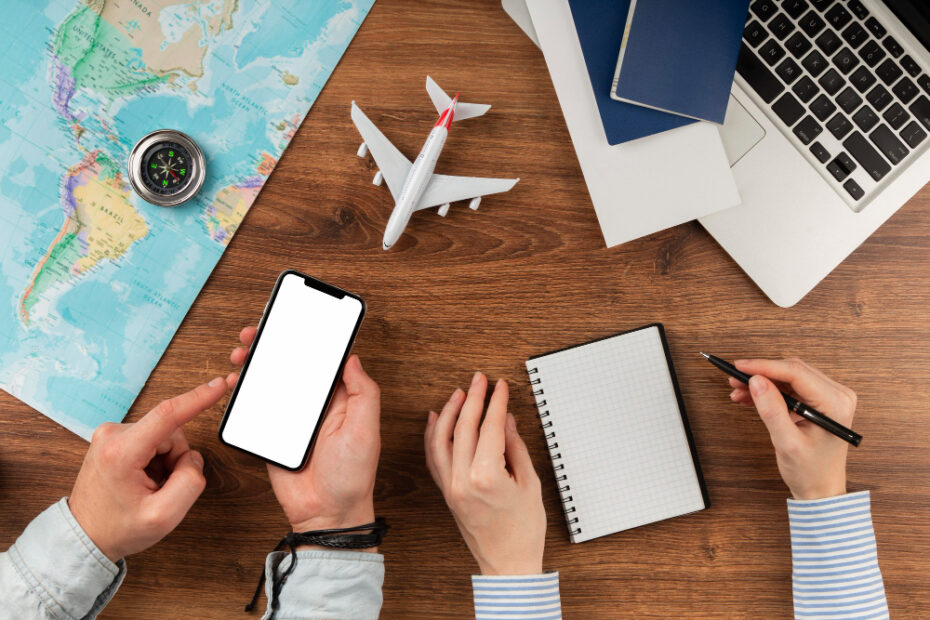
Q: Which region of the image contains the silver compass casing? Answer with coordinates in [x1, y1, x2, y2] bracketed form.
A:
[128, 129, 206, 207]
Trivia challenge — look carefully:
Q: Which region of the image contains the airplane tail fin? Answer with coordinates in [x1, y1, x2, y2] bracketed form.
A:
[426, 75, 490, 121]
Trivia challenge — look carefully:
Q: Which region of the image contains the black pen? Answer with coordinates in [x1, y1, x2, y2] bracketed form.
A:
[701, 352, 862, 447]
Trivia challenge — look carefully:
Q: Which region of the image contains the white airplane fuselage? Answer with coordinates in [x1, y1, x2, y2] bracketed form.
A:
[382, 98, 456, 250]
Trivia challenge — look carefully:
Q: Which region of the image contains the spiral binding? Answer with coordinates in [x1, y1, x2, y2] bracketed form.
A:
[528, 367, 581, 537]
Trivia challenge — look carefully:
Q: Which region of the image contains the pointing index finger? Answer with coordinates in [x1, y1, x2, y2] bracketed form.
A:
[128, 378, 227, 461]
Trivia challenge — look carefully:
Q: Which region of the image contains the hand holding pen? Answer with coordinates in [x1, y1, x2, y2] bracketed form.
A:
[707, 356, 857, 500]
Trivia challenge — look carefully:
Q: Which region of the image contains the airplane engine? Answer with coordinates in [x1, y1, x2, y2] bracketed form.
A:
[372, 170, 383, 186]
[357, 142, 368, 157]
[468, 196, 481, 210]
[437, 203, 450, 217]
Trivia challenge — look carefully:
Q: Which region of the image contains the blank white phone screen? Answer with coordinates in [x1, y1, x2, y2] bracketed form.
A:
[221, 273, 363, 469]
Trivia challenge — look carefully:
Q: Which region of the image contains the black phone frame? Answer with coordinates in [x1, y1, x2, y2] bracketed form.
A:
[217, 269, 366, 471]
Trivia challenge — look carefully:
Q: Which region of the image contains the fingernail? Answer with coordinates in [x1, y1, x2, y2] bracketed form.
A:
[734, 359, 747, 367]
[353, 355, 363, 370]
[209, 377, 224, 388]
[190, 451, 204, 469]
[729, 389, 739, 401]
[507, 413, 517, 430]
[471, 371, 482, 386]
[451, 387, 464, 400]
[749, 375, 766, 396]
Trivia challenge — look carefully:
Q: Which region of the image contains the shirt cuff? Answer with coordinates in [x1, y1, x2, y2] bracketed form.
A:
[6, 497, 126, 619]
[788, 491, 889, 619]
[263, 549, 384, 620]
[472, 573, 562, 620]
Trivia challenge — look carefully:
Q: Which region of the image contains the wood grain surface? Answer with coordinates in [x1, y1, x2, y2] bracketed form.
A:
[2, 2, 929, 618]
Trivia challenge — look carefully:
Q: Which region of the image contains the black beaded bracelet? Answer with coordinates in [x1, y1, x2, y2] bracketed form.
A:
[245, 518, 389, 616]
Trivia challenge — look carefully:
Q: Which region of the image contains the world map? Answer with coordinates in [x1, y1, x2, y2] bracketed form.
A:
[0, 0, 374, 439]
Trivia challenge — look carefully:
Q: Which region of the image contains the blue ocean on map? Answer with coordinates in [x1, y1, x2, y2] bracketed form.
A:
[0, 0, 375, 438]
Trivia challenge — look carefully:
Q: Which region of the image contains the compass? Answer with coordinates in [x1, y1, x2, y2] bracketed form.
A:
[128, 129, 205, 207]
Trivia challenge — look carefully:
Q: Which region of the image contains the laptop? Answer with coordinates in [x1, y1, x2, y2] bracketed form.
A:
[505, 0, 930, 307]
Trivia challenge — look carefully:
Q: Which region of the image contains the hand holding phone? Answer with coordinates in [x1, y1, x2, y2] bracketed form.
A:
[219, 270, 366, 470]
[228, 327, 381, 542]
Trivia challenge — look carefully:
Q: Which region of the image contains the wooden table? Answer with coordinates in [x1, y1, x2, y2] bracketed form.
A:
[2, 2, 929, 617]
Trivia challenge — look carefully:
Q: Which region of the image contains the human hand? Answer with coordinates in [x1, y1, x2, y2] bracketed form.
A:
[424, 372, 546, 575]
[727, 358, 856, 500]
[228, 327, 381, 548]
[69, 377, 227, 562]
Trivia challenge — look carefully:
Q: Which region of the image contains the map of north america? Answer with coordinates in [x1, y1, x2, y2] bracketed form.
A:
[0, 0, 374, 438]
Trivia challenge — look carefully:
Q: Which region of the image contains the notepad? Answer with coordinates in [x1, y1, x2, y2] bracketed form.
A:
[525, 324, 709, 543]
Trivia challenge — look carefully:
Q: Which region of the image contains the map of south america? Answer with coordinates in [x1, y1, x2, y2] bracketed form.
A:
[0, 0, 374, 438]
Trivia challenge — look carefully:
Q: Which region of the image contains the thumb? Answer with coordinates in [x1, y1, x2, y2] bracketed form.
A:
[342, 355, 381, 429]
[149, 450, 206, 530]
[749, 375, 802, 452]
[504, 414, 537, 484]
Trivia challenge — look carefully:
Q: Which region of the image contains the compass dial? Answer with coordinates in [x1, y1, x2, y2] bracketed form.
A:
[128, 130, 205, 207]
[142, 142, 192, 196]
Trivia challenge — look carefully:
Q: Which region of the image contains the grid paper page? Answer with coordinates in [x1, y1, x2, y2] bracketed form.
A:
[526, 326, 706, 543]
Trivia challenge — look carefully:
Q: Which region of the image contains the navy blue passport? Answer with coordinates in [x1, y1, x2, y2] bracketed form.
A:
[611, 0, 750, 124]
[568, 0, 694, 145]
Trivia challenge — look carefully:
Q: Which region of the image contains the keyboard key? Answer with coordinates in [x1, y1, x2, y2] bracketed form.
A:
[827, 152, 857, 180]
[866, 84, 893, 111]
[776, 57, 803, 83]
[770, 13, 795, 40]
[799, 11, 826, 37]
[893, 77, 919, 104]
[793, 76, 819, 102]
[782, 0, 809, 19]
[745, 21, 769, 48]
[785, 32, 813, 58]
[901, 55, 921, 77]
[841, 22, 868, 49]
[825, 5, 851, 30]
[816, 29, 842, 56]
[833, 48, 859, 74]
[910, 96, 930, 130]
[883, 102, 909, 129]
[847, 0, 868, 20]
[827, 113, 853, 138]
[752, 0, 778, 21]
[843, 179, 865, 200]
[802, 50, 829, 76]
[810, 93, 837, 120]
[818, 68, 845, 94]
[882, 35, 903, 58]
[736, 44, 786, 103]
[864, 17, 886, 39]
[810, 141, 831, 163]
[870, 124, 909, 164]
[920, 75, 930, 94]
[876, 58, 903, 85]
[849, 66, 877, 93]
[794, 115, 823, 144]
[844, 132, 891, 180]
[853, 106, 879, 131]
[810, 0, 833, 9]
[837, 87, 862, 114]
[760, 39, 787, 66]
[858, 40, 886, 67]
[900, 120, 928, 148]
[773, 92, 806, 126]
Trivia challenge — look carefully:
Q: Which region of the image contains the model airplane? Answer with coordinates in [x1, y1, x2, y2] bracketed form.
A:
[351, 76, 519, 250]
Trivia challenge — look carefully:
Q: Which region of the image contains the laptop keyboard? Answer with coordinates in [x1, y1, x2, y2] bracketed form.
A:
[737, 0, 930, 209]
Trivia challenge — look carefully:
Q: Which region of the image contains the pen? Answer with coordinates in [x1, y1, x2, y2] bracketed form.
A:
[700, 352, 862, 447]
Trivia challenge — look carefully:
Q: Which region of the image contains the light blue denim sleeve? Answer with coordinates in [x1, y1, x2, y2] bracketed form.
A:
[0, 497, 126, 620]
[264, 549, 384, 620]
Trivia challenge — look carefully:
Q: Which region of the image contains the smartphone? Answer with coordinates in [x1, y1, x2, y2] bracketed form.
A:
[218, 270, 365, 470]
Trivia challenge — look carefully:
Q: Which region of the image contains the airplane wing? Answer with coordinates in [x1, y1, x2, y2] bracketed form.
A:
[415, 173, 519, 211]
[350, 102, 411, 202]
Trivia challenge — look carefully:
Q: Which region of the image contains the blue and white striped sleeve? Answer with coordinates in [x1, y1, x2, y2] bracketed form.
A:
[471, 573, 562, 620]
[788, 491, 889, 619]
